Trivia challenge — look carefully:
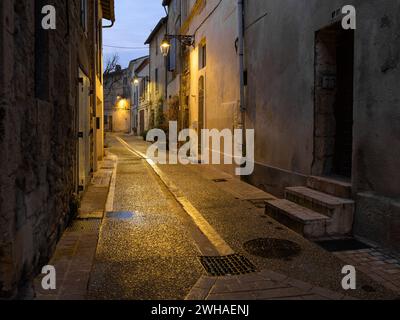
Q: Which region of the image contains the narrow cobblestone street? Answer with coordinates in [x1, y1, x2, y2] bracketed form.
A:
[2, 0, 400, 310]
[33, 134, 399, 300]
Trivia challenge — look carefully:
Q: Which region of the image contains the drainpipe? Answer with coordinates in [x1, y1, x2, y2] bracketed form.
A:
[237, 0, 247, 166]
[103, 20, 114, 29]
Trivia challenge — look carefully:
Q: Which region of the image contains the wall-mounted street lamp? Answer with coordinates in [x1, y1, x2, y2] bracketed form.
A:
[131, 75, 147, 86]
[160, 34, 195, 57]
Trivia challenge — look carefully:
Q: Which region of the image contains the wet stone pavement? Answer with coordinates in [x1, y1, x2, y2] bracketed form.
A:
[94, 134, 396, 300]
[87, 137, 204, 300]
[35, 134, 399, 300]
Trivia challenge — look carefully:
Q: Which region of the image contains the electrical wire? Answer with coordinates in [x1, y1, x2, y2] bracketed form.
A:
[103, 45, 148, 50]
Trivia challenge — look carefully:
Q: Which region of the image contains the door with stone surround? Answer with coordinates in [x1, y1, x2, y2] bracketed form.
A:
[313, 23, 354, 179]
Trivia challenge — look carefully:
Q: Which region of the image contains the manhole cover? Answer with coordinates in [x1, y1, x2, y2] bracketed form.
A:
[243, 238, 302, 260]
[199, 254, 257, 277]
[106, 211, 134, 219]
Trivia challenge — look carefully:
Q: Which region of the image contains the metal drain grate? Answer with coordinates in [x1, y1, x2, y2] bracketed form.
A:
[68, 219, 100, 232]
[199, 254, 257, 277]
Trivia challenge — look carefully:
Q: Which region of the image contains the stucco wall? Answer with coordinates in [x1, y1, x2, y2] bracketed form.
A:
[244, 0, 400, 251]
[187, 0, 239, 133]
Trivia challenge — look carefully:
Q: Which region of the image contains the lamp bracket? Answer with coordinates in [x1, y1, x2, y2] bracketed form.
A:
[165, 34, 195, 47]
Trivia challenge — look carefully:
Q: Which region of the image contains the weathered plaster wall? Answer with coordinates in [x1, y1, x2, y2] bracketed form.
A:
[187, 0, 239, 133]
[149, 23, 167, 108]
[244, 0, 400, 251]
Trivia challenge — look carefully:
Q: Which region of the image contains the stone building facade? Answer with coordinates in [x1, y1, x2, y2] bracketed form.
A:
[0, 0, 114, 298]
[128, 56, 149, 135]
[145, 18, 167, 126]
[158, 0, 400, 252]
[134, 58, 151, 136]
[104, 66, 131, 133]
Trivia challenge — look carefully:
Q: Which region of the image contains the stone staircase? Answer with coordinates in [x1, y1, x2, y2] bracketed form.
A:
[266, 176, 354, 239]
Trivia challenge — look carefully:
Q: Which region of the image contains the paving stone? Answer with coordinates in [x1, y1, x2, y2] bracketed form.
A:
[286, 278, 314, 292]
[194, 277, 217, 290]
[310, 286, 344, 300]
[252, 287, 307, 300]
[301, 294, 330, 300]
[207, 292, 257, 300]
[259, 270, 288, 282]
[186, 288, 210, 300]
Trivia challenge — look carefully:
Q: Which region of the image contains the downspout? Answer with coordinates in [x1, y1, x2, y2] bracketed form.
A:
[237, 0, 247, 166]
[163, 5, 169, 109]
[103, 20, 114, 28]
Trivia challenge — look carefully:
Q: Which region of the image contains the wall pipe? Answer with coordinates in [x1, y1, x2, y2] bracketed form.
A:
[237, 0, 247, 166]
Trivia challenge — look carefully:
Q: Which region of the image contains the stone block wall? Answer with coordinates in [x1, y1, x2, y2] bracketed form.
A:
[0, 0, 95, 298]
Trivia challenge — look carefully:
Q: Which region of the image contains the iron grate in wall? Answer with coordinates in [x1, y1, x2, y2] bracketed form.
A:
[68, 219, 101, 233]
[199, 254, 257, 277]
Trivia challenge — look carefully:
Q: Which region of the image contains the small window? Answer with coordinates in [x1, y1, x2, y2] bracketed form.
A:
[199, 42, 206, 69]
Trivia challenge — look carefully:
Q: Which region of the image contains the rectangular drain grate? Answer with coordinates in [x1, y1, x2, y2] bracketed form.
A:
[68, 219, 101, 233]
[199, 254, 257, 277]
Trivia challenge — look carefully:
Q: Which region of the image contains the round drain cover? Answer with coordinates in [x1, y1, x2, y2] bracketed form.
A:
[243, 238, 302, 259]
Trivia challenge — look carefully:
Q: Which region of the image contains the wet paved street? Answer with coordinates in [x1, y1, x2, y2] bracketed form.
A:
[88, 138, 204, 300]
[84, 134, 397, 300]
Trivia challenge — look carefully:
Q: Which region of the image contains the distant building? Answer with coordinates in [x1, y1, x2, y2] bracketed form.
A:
[104, 66, 131, 133]
[145, 18, 167, 129]
[133, 58, 151, 136]
[128, 56, 149, 135]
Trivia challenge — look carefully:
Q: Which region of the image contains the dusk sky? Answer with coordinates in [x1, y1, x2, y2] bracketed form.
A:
[103, 0, 166, 69]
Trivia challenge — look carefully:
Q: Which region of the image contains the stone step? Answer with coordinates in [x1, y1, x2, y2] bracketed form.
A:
[285, 186, 354, 235]
[266, 199, 330, 238]
[307, 176, 352, 198]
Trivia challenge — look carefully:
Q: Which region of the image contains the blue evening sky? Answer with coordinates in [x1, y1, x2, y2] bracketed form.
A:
[103, 0, 166, 69]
